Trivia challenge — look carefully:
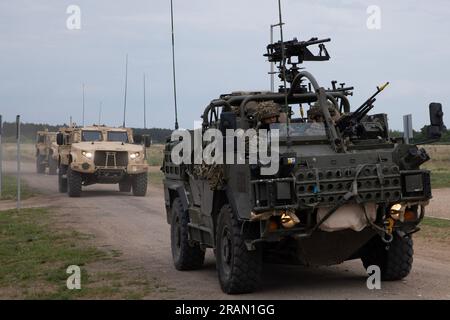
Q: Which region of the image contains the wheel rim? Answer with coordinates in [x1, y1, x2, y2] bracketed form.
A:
[220, 226, 232, 276]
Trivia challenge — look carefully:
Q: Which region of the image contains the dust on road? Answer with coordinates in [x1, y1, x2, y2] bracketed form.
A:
[2, 161, 450, 299]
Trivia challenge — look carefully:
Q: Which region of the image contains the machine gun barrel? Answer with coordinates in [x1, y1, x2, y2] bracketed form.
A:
[355, 82, 389, 113]
[336, 82, 389, 133]
[303, 38, 331, 46]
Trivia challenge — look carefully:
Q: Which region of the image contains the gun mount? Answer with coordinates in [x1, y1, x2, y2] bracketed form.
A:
[265, 37, 331, 85]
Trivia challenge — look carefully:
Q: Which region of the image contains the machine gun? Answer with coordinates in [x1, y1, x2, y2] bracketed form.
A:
[336, 82, 389, 137]
[265, 37, 331, 84]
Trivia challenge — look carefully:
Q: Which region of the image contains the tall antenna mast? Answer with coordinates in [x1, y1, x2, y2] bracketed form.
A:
[170, 0, 179, 130]
[277, 0, 291, 145]
[122, 54, 128, 128]
[98, 101, 102, 125]
[143, 73, 147, 129]
[82, 83, 85, 127]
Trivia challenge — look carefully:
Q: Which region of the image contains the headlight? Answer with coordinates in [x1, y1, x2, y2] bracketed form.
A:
[82, 151, 93, 159]
[130, 152, 140, 160]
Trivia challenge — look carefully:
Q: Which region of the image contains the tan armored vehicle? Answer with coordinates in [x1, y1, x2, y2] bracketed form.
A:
[35, 130, 58, 175]
[56, 125, 150, 197]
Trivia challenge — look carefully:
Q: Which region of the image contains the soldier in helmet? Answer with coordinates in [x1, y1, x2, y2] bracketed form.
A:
[246, 100, 282, 129]
[307, 101, 341, 123]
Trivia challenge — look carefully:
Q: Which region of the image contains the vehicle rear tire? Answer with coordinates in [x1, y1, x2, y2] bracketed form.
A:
[361, 233, 413, 281]
[58, 165, 68, 193]
[216, 204, 262, 294]
[170, 198, 205, 270]
[36, 155, 46, 174]
[119, 180, 132, 192]
[67, 167, 82, 197]
[132, 173, 147, 197]
[48, 156, 58, 175]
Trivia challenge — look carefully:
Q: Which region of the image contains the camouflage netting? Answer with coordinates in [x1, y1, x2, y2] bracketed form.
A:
[193, 163, 225, 190]
[231, 101, 281, 122]
[247, 101, 281, 121]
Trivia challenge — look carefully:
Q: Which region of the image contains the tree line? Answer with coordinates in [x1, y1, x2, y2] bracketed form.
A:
[0, 122, 173, 144]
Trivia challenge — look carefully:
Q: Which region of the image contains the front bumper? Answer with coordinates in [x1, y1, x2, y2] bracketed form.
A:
[70, 162, 149, 175]
[251, 167, 432, 212]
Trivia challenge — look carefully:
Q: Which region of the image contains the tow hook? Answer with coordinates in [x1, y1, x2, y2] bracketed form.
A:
[381, 217, 395, 245]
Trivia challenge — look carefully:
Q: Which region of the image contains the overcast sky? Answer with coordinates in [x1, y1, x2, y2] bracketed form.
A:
[0, 0, 449, 130]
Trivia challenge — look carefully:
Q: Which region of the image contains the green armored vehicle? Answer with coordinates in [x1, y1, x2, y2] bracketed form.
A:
[162, 37, 445, 294]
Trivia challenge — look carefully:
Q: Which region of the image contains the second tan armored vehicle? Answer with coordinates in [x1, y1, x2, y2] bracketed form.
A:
[56, 125, 150, 197]
[35, 130, 58, 175]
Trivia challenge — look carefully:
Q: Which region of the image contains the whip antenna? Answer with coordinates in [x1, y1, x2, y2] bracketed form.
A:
[170, 0, 179, 130]
[143, 73, 147, 129]
[122, 54, 128, 128]
[277, 0, 291, 145]
[98, 101, 102, 125]
[82, 83, 85, 127]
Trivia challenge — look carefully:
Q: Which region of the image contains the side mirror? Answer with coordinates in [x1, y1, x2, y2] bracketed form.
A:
[56, 133, 64, 146]
[143, 135, 151, 148]
[220, 112, 237, 134]
[426, 103, 445, 140]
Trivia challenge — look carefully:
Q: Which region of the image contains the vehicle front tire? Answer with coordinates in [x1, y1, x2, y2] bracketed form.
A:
[36, 155, 46, 174]
[361, 233, 413, 281]
[170, 198, 205, 270]
[48, 156, 58, 175]
[67, 167, 82, 197]
[119, 180, 132, 192]
[58, 165, 68, 193]
[132, 173, 147, 197]
[216, 204, 262, 294]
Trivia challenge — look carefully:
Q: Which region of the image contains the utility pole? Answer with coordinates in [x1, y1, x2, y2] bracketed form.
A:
[270, 24, 276, 92]
[269, 22, 284, 92]
[16, 115, 21, 210]
[143, 73, 147, 129]
[0, 115, 2, 199]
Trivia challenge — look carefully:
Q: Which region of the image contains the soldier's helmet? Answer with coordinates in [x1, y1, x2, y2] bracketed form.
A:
[247, 101, 282, 122]
[307, 101, 340, 122]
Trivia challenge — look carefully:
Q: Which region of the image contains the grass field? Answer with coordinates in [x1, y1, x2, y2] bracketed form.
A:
[422, 145, 450, 188]
[416, 216, 450, 243]
[146, 144, 164, 166]
[0, 208, 171, 299]
[0, 175, 34, 201]
[1, 143, 36, 162]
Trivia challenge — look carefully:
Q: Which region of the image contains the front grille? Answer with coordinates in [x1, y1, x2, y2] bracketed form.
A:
[295, 165, 402, 207]
[94, 151, 128, 167]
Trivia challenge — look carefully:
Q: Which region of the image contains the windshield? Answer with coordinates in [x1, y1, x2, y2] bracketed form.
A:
[82, 131, 103, 142]
[270, 123, 327, 137]
[37, 135, 45, 143]
[107, 131, 129, 142]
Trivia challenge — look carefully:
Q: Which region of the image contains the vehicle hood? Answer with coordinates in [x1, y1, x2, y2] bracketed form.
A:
[71, 141, 144, 153]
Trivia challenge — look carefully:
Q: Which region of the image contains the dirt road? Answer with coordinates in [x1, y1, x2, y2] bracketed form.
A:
[2, 161, 450, 299]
